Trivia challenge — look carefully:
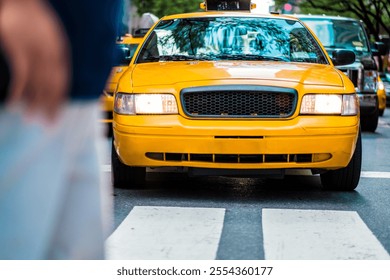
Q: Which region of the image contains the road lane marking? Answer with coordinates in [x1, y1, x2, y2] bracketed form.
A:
[105, 206, 225, 260]
[102, 165, 390, 179]
[360, 171, 390, 178]
[262, 208, 390, 260]
[378, 118, 390, 128]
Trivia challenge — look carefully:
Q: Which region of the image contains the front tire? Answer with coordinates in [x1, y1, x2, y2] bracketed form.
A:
[111, 140, 146, 188]
[361, 110, 378, 132]
[320, 130, 362, 191]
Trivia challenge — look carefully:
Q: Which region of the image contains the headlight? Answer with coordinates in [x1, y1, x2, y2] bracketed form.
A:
[114, 93, 178, 115]
[378, 80, 384, 91]
[363, 70, 378, 91]
[300, 94, 358, 115]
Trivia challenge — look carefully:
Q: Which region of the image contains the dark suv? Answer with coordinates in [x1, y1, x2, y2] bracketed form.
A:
[298, 15, 384, 132]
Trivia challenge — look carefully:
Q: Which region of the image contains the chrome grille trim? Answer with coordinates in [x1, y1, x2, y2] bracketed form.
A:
[181, 85, 297, 118]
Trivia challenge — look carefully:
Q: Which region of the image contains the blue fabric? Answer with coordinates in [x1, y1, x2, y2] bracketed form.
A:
[49, 0, 121, 100]
[0, 103, 110, 259]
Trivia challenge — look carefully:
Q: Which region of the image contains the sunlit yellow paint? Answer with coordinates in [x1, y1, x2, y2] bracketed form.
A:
[378, 76, 386, 113]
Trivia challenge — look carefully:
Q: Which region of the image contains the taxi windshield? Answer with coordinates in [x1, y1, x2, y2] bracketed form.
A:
[302, 19, 369, 52]
[136, 17, 328, 64]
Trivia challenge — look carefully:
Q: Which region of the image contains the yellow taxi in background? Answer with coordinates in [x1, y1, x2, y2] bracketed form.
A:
[112, 0, 361, 191]
[100, 33, 145, 132]
[378, 76, 386, 116]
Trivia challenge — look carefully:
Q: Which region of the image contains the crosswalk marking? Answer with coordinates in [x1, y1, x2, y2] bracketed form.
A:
[106, 206, 390, 260]
[360, 171, 390, 178]
[262, 208, 390, 260]
[101, 165, 390, 179]
[378, 118, 390, 128]
[105, 206, 225, 260]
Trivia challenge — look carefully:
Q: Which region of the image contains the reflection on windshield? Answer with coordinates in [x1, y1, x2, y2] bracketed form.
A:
[302, 19, 369, 52]
[137, 17, 328, 64]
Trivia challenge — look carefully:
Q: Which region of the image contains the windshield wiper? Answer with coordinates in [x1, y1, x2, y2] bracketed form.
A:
[159, 54, 208, 61]
[215, 54, 289, 62]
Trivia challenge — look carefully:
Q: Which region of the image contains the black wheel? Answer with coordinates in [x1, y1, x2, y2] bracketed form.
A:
[106, 123, 113, 137]
[361, 110, 378, 132]
[111, 140, 146, 188]
[320, 130, 362, 191]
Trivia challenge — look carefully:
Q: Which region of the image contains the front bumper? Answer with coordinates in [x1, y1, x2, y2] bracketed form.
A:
[113, 114, 359, 171]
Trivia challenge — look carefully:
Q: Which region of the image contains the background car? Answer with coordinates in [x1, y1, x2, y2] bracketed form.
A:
[382, 73, 390, 107]
[112, 0, 361, 191]
[298, 15, 387, 132]
[377, 76, 386, 116]
[100, 32, 146, 135]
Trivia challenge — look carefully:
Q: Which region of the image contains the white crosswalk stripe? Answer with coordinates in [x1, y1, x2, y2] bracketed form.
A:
[105, 206, 225, 260]
[378, 118, 390, 128]
[262, 208, 390, 260]
[361, 171, 390, 178]
[106, 206, 390, 260]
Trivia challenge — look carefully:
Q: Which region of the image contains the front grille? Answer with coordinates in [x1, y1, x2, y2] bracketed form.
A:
[146, 152, 317, 163]
[181, 85, 297, 118]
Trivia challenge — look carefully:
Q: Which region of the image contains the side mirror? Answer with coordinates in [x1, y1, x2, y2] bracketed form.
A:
[331, 49, 356, 66]
[113, 45, 132, 66]
[372, 42, 389, 56]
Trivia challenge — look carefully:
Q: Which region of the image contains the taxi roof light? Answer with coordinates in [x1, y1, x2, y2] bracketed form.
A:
[200, 0, 256, 11]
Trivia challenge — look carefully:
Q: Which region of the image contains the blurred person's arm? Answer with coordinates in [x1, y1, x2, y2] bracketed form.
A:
[0, 0, 70, 121]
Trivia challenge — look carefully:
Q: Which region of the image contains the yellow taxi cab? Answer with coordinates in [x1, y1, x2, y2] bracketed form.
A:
[112, 0, 361, 191]
[100, 33, 145, 130]
[378, 76, 386, 116]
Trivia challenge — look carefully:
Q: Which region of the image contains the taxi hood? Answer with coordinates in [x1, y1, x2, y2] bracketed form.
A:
[131, 61, 344, 87]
